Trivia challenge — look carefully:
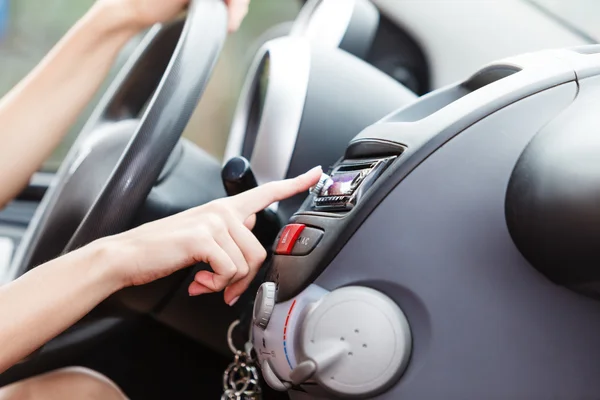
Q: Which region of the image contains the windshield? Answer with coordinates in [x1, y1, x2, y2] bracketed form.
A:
[0, 0, 300, 171]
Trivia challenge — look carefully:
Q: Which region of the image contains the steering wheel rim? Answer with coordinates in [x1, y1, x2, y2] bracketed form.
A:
[5, 0, 227, 282]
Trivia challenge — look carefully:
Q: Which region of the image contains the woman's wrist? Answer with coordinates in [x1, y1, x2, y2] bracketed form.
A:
[86, 1, 148, 39]
[77, 238, 130, 294]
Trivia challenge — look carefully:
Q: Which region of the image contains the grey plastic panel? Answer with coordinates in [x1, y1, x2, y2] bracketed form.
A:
[352, 48, 579, 146]
[505, 73, 600, 294]
[311, 82, 600, 399]
[270, 49, 579, 303]
[279, 45, 416, 219]
[529, 0, 600, 42]
[371, 0, 591, 89]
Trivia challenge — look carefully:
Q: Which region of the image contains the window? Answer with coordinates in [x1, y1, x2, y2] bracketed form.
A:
[0, 0, 301, 171]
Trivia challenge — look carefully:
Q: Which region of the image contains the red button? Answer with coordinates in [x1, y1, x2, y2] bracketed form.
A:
[275, 224, 306, 255]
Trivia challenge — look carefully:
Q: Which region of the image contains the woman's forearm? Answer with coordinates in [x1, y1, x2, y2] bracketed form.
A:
[0, 241, 123, 373]
[0, 4, 142, 208]
[0, 165, 321, 373]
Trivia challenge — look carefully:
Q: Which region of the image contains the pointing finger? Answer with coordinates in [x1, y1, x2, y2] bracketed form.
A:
[230, 166, 322, 220]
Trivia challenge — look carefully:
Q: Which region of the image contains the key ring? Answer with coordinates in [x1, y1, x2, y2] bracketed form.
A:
[227, 319, 242, 355]
[224, 319, 262, 400]
[227, 319, 255, 356]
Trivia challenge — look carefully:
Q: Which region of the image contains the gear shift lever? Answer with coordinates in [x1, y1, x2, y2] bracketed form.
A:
[222, 156, 259, 196]
[222, 156, 282, 247]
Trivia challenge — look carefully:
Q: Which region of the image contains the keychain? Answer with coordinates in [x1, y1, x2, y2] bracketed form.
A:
[221, 320, 262, 400]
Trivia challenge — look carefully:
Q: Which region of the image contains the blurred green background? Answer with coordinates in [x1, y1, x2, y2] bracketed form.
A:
[0, 0, 300, 171]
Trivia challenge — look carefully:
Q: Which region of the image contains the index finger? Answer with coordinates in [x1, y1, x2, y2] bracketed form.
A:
[230, 166, 322, 219]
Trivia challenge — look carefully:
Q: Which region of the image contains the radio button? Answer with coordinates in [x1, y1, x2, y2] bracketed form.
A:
[291, 227, 324, 256]
[275, 224, 306, 255]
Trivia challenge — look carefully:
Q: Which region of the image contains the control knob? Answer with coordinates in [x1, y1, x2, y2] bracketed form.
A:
[253, 282, 277, 329]
[311, 173, 332, 195]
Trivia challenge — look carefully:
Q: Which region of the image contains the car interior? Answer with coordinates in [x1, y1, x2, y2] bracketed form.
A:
[1, 0, 599, 398]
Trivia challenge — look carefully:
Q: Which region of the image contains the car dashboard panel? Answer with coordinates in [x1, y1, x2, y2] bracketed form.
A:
[250, 47, 600, 399]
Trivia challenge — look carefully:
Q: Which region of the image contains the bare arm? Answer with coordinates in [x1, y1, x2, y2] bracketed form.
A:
[0, 242, 121, 373]
[0, 4, 142, 208]
[0, 0, 250, 209]
[0, 0, 256, 373]
[0, 167, 322, 373]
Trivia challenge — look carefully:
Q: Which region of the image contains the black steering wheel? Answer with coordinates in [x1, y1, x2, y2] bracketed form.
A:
[6, 0, 227, 282]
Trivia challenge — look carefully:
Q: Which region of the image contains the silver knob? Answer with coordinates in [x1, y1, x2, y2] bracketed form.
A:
[253, 282, 277, 330]
[311, 173, 332, 195]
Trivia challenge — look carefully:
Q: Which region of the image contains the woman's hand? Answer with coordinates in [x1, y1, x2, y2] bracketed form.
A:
[97, 0, 251, 32]
[0, 167, 319, 375]
[100, 166, 322, 306]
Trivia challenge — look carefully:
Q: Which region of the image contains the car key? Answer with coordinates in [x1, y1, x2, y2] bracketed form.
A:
[222, 320, 262, 400]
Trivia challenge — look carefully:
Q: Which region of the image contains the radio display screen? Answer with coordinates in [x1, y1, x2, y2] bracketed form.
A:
[313, 157, 397, 211]
[321, 170, 367, 197]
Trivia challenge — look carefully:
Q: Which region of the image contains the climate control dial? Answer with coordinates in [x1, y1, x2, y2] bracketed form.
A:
[252, 284, 412, 398]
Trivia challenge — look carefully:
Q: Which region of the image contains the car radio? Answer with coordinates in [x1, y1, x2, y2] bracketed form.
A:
[312, 156, 397, 211]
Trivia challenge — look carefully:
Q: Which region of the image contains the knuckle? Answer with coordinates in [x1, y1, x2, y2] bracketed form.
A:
[207, 201, 230, 215]
[259, 247, 268, 262]
[249, 246, 268, 266]
[183, 234, 208, 263]
[190, 228, 213, 251]
[195, 228, 212, 243]
[222, 264, 238, 280]
[237, 264, 250, 279]
[204, 213, 227, 233]
[181, 239, 196, 259]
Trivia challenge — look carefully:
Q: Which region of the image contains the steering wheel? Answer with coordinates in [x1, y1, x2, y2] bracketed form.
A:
[5, 0, 227, 282]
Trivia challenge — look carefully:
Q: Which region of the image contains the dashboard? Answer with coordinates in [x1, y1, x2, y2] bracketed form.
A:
[251, 46, 600, 399]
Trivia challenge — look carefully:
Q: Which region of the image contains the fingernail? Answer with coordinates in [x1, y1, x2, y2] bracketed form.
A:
[306, 166, 322, 175]
[189, 285, 212, 297]
[228, 296, 240, 307]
